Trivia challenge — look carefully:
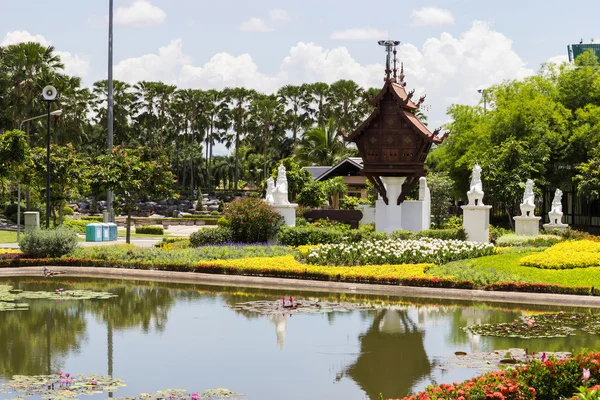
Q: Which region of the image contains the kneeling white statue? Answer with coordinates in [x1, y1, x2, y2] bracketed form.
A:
[265, 177, 275, 205]
[273, 164, 290, 206]
[467, 164, 485, 206]
[520, 179, 536, 217]
[548, 189, 564, 225]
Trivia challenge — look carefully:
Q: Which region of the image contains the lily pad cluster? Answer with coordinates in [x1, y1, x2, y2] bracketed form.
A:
[228, 298, 376, 315]
[116, 388, 245, 400]
[0, 284, 118, 312]
[0, 372, 125, 398]
[438, 348, 572, 372]
[464, 312, 600, 338]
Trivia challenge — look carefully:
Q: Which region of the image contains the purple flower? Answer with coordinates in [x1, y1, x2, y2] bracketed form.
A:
[191, 393, 199, 400]
[584, 368, 591, 381]
[541, 352, 547, 362]
[65, 373, 70, 378]
[57, 371, 63, 376]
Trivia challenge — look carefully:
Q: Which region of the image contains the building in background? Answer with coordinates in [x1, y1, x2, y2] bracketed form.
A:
[568, 42, 600, 62]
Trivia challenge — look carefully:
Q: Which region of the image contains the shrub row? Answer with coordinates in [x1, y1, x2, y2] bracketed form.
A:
[189, 227, 233, 246]
[18, 227, 79, 258]
[404, 350, 600, 400]
[496, 233, 562, 247]
[135, 225, 164, 235]
[520, 240, 600, 269]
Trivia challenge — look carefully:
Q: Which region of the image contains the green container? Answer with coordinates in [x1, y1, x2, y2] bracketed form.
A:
[85, 223, 103, 242]
[100, 223, 110, 241]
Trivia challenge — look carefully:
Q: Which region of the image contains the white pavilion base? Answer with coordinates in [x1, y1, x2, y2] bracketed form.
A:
[274, 203, 298, 227]
[358, 205, 376, 225]
[514, 216, 541, 236]
[461, 205, 492, 243]
[375, 176, 431, 232]
[543, 222, 569, 232]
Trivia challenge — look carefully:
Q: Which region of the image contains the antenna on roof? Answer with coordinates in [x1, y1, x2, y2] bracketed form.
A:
[378, 40, 401, 82]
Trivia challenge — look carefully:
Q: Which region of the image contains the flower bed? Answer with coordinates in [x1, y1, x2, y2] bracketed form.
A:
[402, 350, 600, 400]
[302, 239, 495, 266]
[520, 240, 600, 269]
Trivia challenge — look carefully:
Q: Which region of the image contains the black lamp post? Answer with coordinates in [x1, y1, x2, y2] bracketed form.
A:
[42, 85, 58, 229]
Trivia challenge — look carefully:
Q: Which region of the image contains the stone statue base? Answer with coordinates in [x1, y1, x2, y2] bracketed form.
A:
[514, 216, 541, 236]
[375, 177, 431, 232]
[462, 205, 492, 243]
[274, 203, 298, 227]
[543, 222, 569, 232]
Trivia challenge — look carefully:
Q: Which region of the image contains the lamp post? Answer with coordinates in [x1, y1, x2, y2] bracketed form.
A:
[17, 109, 62, 238]
[477, 88, 489, 114]
[107, 0, 115, 223]
[42, 85, 58, 229]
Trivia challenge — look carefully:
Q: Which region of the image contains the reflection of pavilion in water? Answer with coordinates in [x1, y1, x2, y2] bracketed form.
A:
[344, 308, 432, 400]
[267, 314, 288, 350]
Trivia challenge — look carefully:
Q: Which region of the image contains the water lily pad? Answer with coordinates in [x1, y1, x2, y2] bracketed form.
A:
[464, 321, 576, 338]
[228, 299, 375, 316]
[114, 388, 244, 400]
[0, 285, 117, 312]
[0, 373, 125, 399]
[437, 348, 572, 372]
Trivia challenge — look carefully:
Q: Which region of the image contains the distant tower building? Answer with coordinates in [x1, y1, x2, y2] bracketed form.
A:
[568, 41, 600, 62]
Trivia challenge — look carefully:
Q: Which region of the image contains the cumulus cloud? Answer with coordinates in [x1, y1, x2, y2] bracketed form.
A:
[114, 0, 166, 27]
[239, 17, 272, 33]
[1, 30, 51, 46]
[238, 8, 290, 32]
[330, 28, 388, 41]
[114, 39, 189, 84]
[547, 54, 569, 65]
[1, 30, 90, 77]
[410, 7, 455, 27]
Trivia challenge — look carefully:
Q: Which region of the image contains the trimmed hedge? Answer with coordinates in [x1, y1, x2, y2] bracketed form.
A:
[135, 225, 164, 235]
[483, 281, 592, 296]
[277, 226, 344, 246]
[18, 227, 78, 258]
[189, 227, 233, 246]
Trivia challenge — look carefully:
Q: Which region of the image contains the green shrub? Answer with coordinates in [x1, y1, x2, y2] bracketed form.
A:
[4, 203, 18, 218]
[62, 206, 75, 216]
[224, 197, 283, 243]
[543, 227, 590, 240]
[426, 261, 524, 286]
[217, 216, 231, 228]
[390, 230, 413, 240]
[295, 206, 311, 218]
[443, 215, 463, 229]
[218, 200, 225, 212]
[156, 237, 191, 249]
[210, 210, 219, 216]
[297, 181, 326, 208]
[81, 216, 103, 222]
[489, 224, 511, 243]
[62, 219, 89, 234]
[416, 228, 466, 241]
[19, 227, 78, 258]
[496, 233, 562, 247]
[189, 227, 233, 246]
[339, 195, 362, 210]
[277, 226, 344, 246]
[296, 217, 308, 227]
[311, 218, 351, 232]
[196, 193, 204, 211]
[135, 225, 164, 235]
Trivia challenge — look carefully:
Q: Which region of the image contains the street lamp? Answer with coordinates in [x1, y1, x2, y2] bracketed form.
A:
[477, 88, 489, 114]
[16, 108, 62, 238]
[42, 85, 58, 229]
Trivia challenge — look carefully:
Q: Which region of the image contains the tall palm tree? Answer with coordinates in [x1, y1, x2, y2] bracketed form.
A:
[277, 85, 310, 147]
[54, 74, 94, 148]
[328, 79, 364, 134]
[92, 80, 135, 146]
[250, 94, 285, 179]
[223, 87, 256, 190]
[304, 82, 330, 128]
[294, 117, 347, 166]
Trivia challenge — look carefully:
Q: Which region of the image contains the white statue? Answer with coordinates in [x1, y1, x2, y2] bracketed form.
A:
[265, 177, 275, 205]
[520, 179, 536, 217]
[467, 164, 485, 206]
[273, 165, 290, 206]
[548, 189, 564, 225]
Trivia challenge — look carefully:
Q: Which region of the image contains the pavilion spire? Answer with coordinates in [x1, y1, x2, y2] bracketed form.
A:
[378, 40, 400, 81]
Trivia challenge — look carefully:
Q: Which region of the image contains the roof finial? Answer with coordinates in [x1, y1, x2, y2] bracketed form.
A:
[378, 40, 400, 82]
[393, 48, 398, 82]
[399, 62, 405, 83]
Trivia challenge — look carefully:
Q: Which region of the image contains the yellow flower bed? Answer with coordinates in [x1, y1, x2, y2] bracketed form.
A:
[520, 240, 600, 269]
[0, 248, 21, 255]
[197, 255, 431, 281]
[295, 245, 319, 257]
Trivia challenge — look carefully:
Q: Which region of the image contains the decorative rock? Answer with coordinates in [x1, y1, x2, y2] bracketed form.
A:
[543, 188, 569, 231]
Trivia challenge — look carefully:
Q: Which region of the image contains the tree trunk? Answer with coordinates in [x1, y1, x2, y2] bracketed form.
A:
[234, 108, 241, 191]
[506, 207, 514, 231]
[263, 124, 268, 180]
[190, 130, 194, 196]
[126, 209, 132, 244]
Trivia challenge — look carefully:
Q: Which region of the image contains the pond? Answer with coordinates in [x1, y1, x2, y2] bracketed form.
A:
[1, 277, 600, 400]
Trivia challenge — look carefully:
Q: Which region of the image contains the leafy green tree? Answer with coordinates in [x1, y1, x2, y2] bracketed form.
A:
[427, 172, 454, 228]
[297, 181, 326, 208]
[294, 117, 347, 166]
[575, 145, 600, 201]
[328, 79, 363, 134]
[322, 176, 348, 209]
[91, 146, 175, 243]
[249, 94, 284, 179]
[0, 130, 29, 180]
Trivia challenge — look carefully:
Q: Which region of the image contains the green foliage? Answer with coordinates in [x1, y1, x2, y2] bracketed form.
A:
[189, 227, 233, 246]
[218, 200, 225, 212]
[390, 230, 414, 240]
[443, 215, 463, 229]
[18, 227, 78, 258]
[321, 176, 348, 209]
[339, 195, 364, 210]
[210, 210, 219, 216]
[277, 226, 344, 246]
[135, 225, 164, 235]
[426, 261, 524, 286]
[297, 181, 326, 208]
[415, 228, 467, 241]
[0, 130, 29, 181]
[217, 216, 230, 227]
[80, 216, 103, 222]
[224, 196, 283, 243]
[62, 206, 74, 216]
[496, 233, 562, 247]
[61, 219, 88, 234]
[427, 172, 454, 227]
[294, 117, 348, 166]
[576, 145, 600, 200]
[195, 192, 204, 211]
[489, 224, 511, 243]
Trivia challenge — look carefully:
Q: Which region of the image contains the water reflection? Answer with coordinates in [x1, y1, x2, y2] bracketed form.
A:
[1, 277, 600, 400]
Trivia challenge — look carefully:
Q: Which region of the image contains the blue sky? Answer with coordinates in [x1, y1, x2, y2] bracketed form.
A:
[1, 0, 599, 152]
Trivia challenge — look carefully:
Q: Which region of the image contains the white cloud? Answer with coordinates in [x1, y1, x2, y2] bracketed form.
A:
[114, 39, 190, 84]
[1, 30, 90, 77]
[1, 30, 51, 46]
[410, 7, 455, 27]
[269, 9, 290, 23]
[330, 28, 388, 41]
[239, 17, 273, 33]
[114, 0, 166, 27]
[547, 54, 569, 65]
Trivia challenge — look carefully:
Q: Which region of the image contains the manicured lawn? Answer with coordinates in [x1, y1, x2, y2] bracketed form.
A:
[0, 230, 17, 243]
[444, 247, 600, 288]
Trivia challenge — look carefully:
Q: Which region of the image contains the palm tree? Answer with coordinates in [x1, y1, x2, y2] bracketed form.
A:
[328, 79, 364, 134]
[223, 87, 256, 191]
[294, 117, 347, 166]
[92, 80, 135, 146]
[277, 85, 310, 147]
[54, 74, 94, 148]
[304, 82, 330, 128]
[250, 94, 285, 179]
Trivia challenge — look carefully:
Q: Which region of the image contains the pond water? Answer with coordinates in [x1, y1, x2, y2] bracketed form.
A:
[1, 277, 600, 400]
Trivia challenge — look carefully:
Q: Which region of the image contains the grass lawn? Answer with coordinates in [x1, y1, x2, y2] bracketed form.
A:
[0, 230, 17, 243]
[444, 247, 600, 288]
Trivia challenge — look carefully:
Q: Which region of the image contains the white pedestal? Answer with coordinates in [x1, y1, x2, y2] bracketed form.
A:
[24, 211, 40, 231]
[462, 205, 492, 243]
[274, 204, 298, 227]
[514, 216, 541, 236]
[376, 177, 406, 232]
[543, 222, 569, 232]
